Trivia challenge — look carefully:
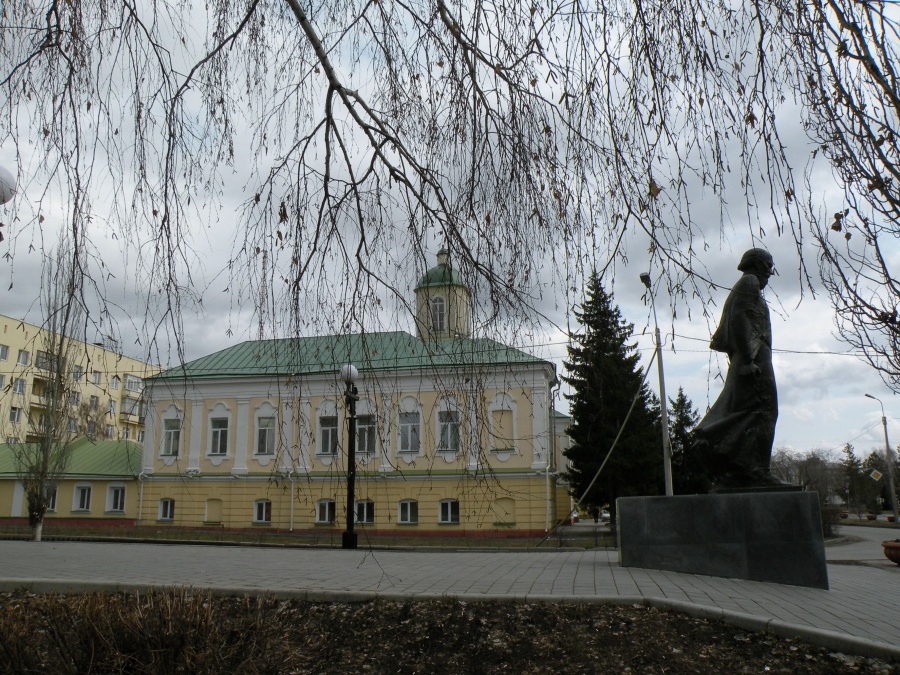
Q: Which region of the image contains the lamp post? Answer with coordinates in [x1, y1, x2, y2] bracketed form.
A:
[864, 393, 900, 522]
[340, 364, 359, 549]
[641, 272, 673, 496]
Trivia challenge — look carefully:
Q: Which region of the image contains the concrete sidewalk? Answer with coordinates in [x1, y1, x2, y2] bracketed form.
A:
[0, 527, 898, 662]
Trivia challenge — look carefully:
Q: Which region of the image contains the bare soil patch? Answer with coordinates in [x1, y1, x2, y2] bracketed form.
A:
[0, 590, 895, 673]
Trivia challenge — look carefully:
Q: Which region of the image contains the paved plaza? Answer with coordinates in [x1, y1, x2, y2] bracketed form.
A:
[0, 524, 898, 661]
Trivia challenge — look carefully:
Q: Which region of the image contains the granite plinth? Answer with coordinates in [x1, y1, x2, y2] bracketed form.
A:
[617, 492, 828, 589]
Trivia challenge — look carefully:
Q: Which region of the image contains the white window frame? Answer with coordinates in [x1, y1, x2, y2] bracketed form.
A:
[72, 365, 83, 380]
[122, 427, 130, 440]
[137, 429, 145, 443]
[16, 349, 30, 367]
[73, 483, 92, 512]
[46, 486, 57, 512]
[110, 375, 120, 390]
[256, 415, 276, 455]
[8, 407, 21, 424]
[89, 394, 100, 410]
[162, 418, 181, 456]
[316, 499, 336, 524]
[124, 374, 141, 392]
[159, 498, 175, 521]
[92, 370, 101, 384]
[355, 499, 375, 524]
[319, 415, 339, 455]
[356, 414, 376, 455]
[108, 399, 117, 415]
[209, 417, 229, 456]
[105, 424, 116, 439]
[398, 499, 418, 524]
[439, 498, 460, 524]
[0, 374, 4, 389]
[35, 350, 51, 370]
[70, 391, 81, 407]
[430, 295, 446, 332]
[0, 344, 7, 361]
[107, 484, 126, 512]
[12, 378, 25, 395]
[437, 408, 461, 454]
[254, 499, 272, 524]
[68, 417, 77, 433]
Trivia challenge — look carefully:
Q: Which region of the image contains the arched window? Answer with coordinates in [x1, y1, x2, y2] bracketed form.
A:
[430, 296, 446, 332]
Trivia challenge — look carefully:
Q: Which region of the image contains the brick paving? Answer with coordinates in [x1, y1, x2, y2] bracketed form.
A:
[0, 523, 897, 661]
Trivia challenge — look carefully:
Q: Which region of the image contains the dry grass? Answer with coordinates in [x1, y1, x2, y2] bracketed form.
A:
[1, 590, 896, 674]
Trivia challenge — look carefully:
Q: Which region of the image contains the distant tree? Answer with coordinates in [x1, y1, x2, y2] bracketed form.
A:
[562, 275, 662, 520]
[8, 247, 83, 541]
[667, 387, 705, 494]
[843, 443, 879, 518]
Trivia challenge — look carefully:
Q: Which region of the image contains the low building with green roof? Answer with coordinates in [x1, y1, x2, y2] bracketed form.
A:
[138, 252, 571, 538]
[0, 437, 142, 527]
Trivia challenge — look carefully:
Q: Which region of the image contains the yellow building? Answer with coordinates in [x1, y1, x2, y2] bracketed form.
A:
[0, 438, 143, 525]
[139, 252, 571, 537]
[0, 314, 160, 444]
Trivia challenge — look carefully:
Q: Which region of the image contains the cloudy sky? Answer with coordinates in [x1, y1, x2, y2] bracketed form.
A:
[2, 2, 898, 463]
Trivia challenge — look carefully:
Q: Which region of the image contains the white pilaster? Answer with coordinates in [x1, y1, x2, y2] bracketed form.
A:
[232, 398, 250, 475]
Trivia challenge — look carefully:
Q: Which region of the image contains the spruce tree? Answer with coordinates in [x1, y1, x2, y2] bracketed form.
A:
[562, 274, 662, 518]
[668, 387, 707, 494]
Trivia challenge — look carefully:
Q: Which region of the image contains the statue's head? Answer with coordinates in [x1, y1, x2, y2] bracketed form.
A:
[738, 248, 774, 274]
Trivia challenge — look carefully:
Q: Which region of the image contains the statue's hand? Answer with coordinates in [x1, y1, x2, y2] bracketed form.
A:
[739, 362, 761, 377]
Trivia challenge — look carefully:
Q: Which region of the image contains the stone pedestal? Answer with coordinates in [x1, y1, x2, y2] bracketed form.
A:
[617, 491, 828, 589]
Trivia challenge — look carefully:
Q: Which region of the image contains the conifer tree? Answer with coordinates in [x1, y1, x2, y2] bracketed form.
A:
[562, 275, 662, 518]
[667, 387, 707, 494]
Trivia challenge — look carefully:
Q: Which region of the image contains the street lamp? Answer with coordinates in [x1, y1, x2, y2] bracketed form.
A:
[340, 364, 359, 549]
[641, 272, 673, 497]
[864, 393, 899, 523]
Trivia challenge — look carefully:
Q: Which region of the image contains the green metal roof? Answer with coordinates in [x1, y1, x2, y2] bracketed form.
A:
[151, 331, 550, 381]
[415, 257, 467, 290]
[0, 438, 142, 478]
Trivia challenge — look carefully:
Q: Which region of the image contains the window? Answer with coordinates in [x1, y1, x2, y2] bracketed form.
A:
[107, 485, 126, 512]
[121, 428, 130, 440]
[355, 499, 375, 524]
[16, 349, 30, 367]
[438, 410, 461, 452]
[210, 418, 228, 455]
[163, 419, 181, 456]
[12, 378, 25, 394]
[254, 499, 272, 523]
[159, 498, 175, 520]
[89, 395, 100, 410]
[110, 375, 119, 390]
[70, 391, 81, 406]
[73, 484, 92, 511]
[430, 296, 446, 332]
[72, 365, 83, 380]
[68, 417, 76, 433]
[105, 424, 115, 438]
[357, 415, 376, 455]
[108, 399, 116, 415]
[0, 344, 7, 361]
[439, 499, 460, 524]
[8, 407, 21, 424]
[316, 499, 336, 524]
[124, 374, 141, 392]
[137, 429, 145, 443]
[0, 375, 4, 389]
[87, 421, 97, 436]
[257, 416, 276, 455]
[123, 397, 141, 416]
[35, 350, 50, 370]
[46, 487, 57, 512]
[92, 371, 101, 384]
[399, 412, 421, 453]
[398, 499, 418, 524]
[319, 415, 338, 455]
[6, 436, 18, 444]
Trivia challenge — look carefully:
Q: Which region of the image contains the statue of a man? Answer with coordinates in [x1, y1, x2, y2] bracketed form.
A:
[691, 248, 779, 488]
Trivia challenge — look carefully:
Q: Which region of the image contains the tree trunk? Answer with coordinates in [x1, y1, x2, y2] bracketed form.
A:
[32, 520, 43, 542]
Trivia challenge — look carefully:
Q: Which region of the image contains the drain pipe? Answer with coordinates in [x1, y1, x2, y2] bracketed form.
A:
[137, 472, 146, 525]
[287, 470, 295, 531]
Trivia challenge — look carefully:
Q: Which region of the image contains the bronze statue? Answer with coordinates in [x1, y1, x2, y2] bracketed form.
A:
[691, 248, 780, 488]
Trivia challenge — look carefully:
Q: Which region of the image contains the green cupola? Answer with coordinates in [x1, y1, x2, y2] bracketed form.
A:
[414, 249, 472, 340]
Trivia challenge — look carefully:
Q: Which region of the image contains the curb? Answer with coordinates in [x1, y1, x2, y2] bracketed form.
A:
[2, 580, 898, 663]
